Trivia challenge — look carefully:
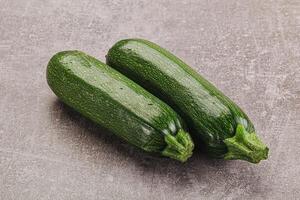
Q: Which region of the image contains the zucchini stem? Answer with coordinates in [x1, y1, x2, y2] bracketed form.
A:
[162, 129, 194, 162]
[224, 124, 269, 163]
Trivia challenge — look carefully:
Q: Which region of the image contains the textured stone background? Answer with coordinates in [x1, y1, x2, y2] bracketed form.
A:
[1, 0, 299, 199]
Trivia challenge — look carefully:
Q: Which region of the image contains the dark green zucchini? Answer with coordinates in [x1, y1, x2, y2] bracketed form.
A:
[106, 39, 269, 163]
[46, 50, 194, 162]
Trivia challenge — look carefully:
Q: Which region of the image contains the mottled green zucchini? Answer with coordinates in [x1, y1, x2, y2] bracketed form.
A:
[46, 50, 194, 162]
[106, 39, 269, 163]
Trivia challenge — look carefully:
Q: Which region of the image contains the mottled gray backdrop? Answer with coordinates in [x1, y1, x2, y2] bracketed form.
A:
[0, 0, 299, 199]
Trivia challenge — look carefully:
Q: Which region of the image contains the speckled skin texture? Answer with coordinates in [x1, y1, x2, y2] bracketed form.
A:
[46, 51, 193, 161]
[0, 0, 299, 200]
[106, 38, 268, 163]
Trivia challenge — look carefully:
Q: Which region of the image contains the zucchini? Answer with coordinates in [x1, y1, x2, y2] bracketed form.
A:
[46, 50, 194, 162]
[106, 39, 269, 163]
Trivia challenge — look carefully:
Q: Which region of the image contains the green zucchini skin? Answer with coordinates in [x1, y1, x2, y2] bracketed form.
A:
[46, 51, 194, 162]
[106, 39, 269, 163]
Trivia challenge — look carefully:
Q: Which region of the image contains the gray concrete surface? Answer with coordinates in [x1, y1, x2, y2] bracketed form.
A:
[1, 0, 299, 199]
